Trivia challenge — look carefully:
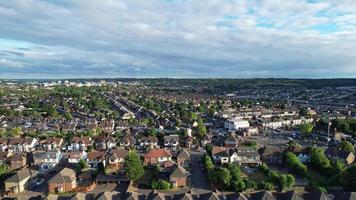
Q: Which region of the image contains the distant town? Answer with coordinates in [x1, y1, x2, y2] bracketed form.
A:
[0, 79, 356, 200]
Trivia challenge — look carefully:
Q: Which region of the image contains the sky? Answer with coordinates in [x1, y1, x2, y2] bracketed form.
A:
[0, 0, 356, 79]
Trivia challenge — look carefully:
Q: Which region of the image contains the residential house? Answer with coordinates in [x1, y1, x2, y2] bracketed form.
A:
[68, 151, 87, 164]
[41, 150, 63, 173]
[326, 147, 355, 165]
[181, 136, 194, 148]
[48, 168, 77, 193]
[164, 135, 180, 151]
[0, 138, 8, 151]
[138, 136, 158, 150]
[108, 148, 129, 169]
[277, 190, 304, 200]
[101, 119, 115, 133]
[87, 151, 107, 168]
[235, 147, 261, 166]
[201, 134, 211, 147]
[294, 148, 310, 164]
[68, 136, 92, 151]
[9, 153, 27, 169]
[32, 150, 46, 166]
[4, 168, 38, 194]
[144, 148, 172, 165]
[7, 137, 37, 153]
[212, 147, 233, 164]
[176, 149, 190, 168]
[94, 135, 116, 150]
[260, 146, 283, 165]
[225, 133, 241, 148]
[250, 191, 276, 200]
[119, 134, 135, 149]
[170, 165, 188, 188]
[225, 118, 250, 131]
[40, 137, 63, 151]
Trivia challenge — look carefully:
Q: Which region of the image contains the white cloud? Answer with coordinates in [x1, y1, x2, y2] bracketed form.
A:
[0, 0, 355, 78]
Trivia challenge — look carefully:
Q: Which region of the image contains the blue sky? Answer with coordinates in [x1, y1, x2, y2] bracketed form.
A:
[0, 0, 356, 79]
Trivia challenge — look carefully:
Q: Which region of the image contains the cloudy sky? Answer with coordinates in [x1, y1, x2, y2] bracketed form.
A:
[0, 0, 356, 79]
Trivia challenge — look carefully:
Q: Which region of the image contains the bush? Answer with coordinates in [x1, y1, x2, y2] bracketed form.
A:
[152, 179, 171, 190]
[285, 152, 308, 176]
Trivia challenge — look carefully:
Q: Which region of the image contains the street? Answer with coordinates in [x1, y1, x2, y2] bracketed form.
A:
[190, 151, 210, 193]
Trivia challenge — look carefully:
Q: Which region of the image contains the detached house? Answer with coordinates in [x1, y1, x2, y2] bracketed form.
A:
[108, 148, 129, 169]
[0, 138, 8, 151]
[69, 136, 92, 151]
[144, 148, 172, 165]
[40, 137, 63, 151]
[41, 150, 63, 173]
[87, 151, 107, 168]
[94, 135, 116, 150]
[326, 147, 355, 165]
[138, 136, 158, 150]
[7, 137, 37, 153]
[4, 168, 38, 194]
[9, 153, 27, 169]
[164, 135, 180, 150]
[177, 149, 190, 168]
[48, 168, 77, 193]
[224, 133, 241, 148]
[201, 134, 212, 147]
[119, 134, 135, 149]
[235, 147, 261, 166]
[212, 147, 234, 164]
[101, 119, 115, 133]
[68, 151, 87, 164]
[170, 165, 188, 188]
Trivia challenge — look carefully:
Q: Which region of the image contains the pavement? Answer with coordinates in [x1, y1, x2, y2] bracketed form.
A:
[189, 151, 210, 194]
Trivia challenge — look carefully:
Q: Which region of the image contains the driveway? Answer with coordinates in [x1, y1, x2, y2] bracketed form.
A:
[190, 151, 209, 193]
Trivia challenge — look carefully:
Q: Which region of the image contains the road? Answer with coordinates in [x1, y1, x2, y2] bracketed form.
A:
[190, 151, 210, 193]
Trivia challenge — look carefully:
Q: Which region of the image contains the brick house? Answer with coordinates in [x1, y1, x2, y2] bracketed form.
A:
[176, 149, 190, 168]
[170, 165, 188, 188]
[108, 148, 129, 169]
[48, 168, 77, 193]
[9, 153, 27, 169]
[87, 151, 107, 168]
[144, 149, 172, 165]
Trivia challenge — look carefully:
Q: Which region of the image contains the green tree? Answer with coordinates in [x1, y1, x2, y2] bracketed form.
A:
[152, 179, 171, 190]
[342, 164, 356, 191]
[285, 152, 308, 176]
[299, 123, 313, 136]
[97, 162, 107, 174]
[217, 167, 231, 185]
[11, 127, 22, 137]
[76, 159, 88, 174]
[286, 174, 295, 188]
[339, 141, 355, 153]
[124, 151, 144, 183]
[299, 107, 309, 116]
[196, 118, 207, 137]
[310, 147, 331, 174]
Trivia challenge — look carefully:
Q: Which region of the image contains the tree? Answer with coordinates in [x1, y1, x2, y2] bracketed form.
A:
[11, 127, 22, 137]
[285, 152, 308, 176]
[152, 179, 171, 190]
[0, 164, 8, 177]
[217, 167, 230, 185]
[342, 164, 356, 190]
[124, 151, 144, 183]
[76, 159, 88, 174]
[196, 118, 207, 137]
[203, 155, 214, 172]
[339, 141, 355, 153]
[97, 162, 107, 174]
[286, 174, 295, 188]
[230, 179, 246, 192]
[310, 147, 331, 174]
[299, 107, 309, 117]
[299, 123, 313, 136]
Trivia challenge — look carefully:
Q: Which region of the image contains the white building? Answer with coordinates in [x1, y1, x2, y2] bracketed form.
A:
[225, 118, 250, 131]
